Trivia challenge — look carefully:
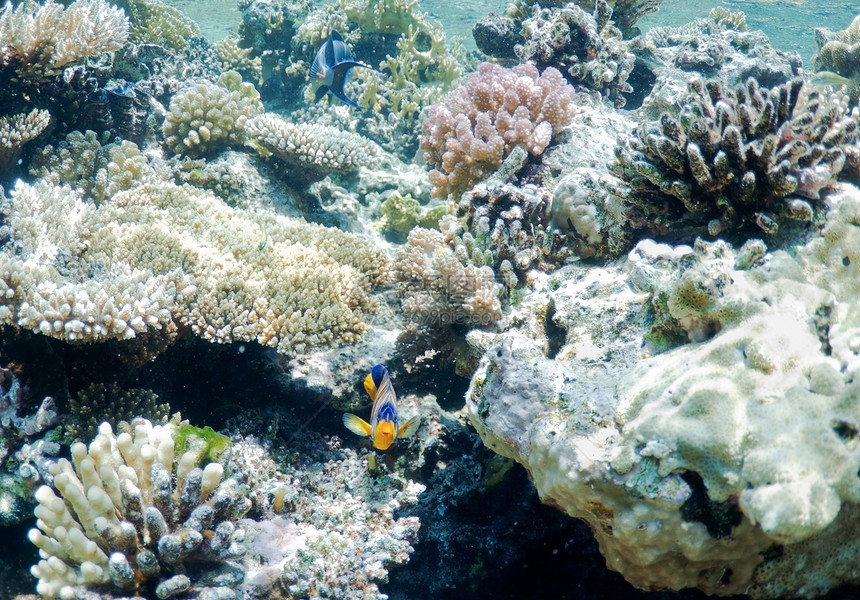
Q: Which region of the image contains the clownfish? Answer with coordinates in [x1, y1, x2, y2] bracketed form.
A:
[342, 364, 420, 450]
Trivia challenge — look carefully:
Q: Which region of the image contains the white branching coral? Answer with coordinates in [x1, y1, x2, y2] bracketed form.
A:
[0, 108, 50, 176]
[1, 178, 390, 354]
[0, 0, 129, 82]
[29, 418, 250, 600]
[244, 113, 383, 185]
[163, 71, 264, 158]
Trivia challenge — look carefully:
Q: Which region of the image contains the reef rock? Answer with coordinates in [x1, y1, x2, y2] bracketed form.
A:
[466, 183, 860, 598]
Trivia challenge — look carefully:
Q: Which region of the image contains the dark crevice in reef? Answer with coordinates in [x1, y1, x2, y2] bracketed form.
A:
[544, 298, 566, 359]
[680, 470, 743, 539]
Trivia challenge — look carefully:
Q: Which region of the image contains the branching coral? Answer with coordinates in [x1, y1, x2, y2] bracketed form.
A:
[0, 108, 50, 178]
[244, 112, 382, 186]
[514, 0, 635, 107]
[610, 77, 860, 242]
[29, 417, 251, 600]
[1, 177, 391, 355]
[395, 227, 502, 328]
[0, 0, 129, 83]
[118, 0, 199, 50]
[420, 62, 576, 199]
[68, 383, 170, 443]
[506, 0, 662, 37]
[163, 71, 264, 158]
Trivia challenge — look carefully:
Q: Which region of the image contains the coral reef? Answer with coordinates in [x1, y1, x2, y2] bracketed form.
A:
[506, 0, 662, 37]
[0, 0, 129, 83]
[379, 191, 453, 240]
[0, 108, 50, 179]
[1, 177, 390, 355]
[420, 62, 576, 198]
[118, 0, 199, 50]
[163, 71, 264, 158]
[464, 183, 860, 597]
[395, 227, 502, 329]
[29, 417, 251, 599]
[610, 77, 860, 242]
[68, 383, 170, 443]
[213, 35, 262, 82]
[514, 0, 636, 107]
[244, 112, 383, 186]
[813, 14, 860, 104]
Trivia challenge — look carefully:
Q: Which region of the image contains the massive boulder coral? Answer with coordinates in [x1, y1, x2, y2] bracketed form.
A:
[465, 184, 860, 598]
[514, 0, 636, 107]
[610, 77, 860, 242]
[0, 177, 390, 355]
[29, 417, 250, 600]
[813, 14, 860, 104]
[420, 62, 576, 199]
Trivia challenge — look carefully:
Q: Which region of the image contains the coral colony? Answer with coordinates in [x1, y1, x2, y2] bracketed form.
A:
[2, 0, 860, 597]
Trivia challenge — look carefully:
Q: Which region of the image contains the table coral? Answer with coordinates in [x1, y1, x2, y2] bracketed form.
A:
[28, 417, 251, 600]
[514, 0, 636, 107]
[611, 77, 860, 243]
[0, 176, 390, 355]
[420, 62, 576, 199]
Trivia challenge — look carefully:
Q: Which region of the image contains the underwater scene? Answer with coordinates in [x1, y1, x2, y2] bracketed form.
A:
[4, 0, 860, 599]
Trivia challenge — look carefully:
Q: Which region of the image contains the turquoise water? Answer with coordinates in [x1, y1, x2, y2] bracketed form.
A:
[168, 0, 860, 66]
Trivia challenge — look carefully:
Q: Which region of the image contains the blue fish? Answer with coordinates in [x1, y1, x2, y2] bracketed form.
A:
[343, 364, 420, 450]
[310, 30, 369, 109]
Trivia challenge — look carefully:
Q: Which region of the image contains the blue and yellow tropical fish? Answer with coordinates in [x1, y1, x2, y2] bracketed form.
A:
[342, 364, 420, 450]
[310, 29, 369, 109]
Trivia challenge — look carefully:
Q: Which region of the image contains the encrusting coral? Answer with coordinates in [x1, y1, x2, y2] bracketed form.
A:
[1, 175, 390, 355]
[163, 71, 264, 158]
[610, 76, 860, 242]
[0, 0, 129, 83]
[420, 62, 576, 199]
[28, 417, 251, 600]
[514, 0, 636, 107]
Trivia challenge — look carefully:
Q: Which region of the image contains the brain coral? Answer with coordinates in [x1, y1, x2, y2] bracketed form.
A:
[611, 77, 860, 243]
[420, 62, 576, 198]
[1, 178, 390, 355]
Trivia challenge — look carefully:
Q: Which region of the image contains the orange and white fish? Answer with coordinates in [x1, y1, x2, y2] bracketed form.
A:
[342, 364, 420, 451]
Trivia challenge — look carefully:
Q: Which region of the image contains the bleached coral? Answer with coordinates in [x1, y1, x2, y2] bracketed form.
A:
[1, 178, 390, 354]
[29, 418, 251, 600]
[396, 227, 502, 328]
[244, 113, 382, 185]
[0, 0, 129, 82]
[163, 71, 264, 158]
[420, 62, 575, 199]
[0, 108, 50, 177]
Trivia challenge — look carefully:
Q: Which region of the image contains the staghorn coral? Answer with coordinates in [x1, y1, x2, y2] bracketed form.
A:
[0, 0, 129, 84]
[67, 382, 170, 443]
[163, 71, 264, 158]
[514, 0, 635, 107]
[0, 108, 50, 178]
[244, 112, 382, 186]
[396, 227, 502, 329]
[813, 14, 860, 104]
[610, 77, 860, 242]
[1, 177, 391, 355]
[420, 62, 576, 199]
[28, 417, 251, 600]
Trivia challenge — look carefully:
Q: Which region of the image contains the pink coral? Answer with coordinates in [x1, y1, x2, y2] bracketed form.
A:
[420, 62, 576, 198]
